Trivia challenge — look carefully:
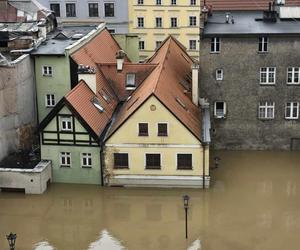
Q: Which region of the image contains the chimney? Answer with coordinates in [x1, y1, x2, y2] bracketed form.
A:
[78, 65, 97, 94]
[116, 50, 126, 71]
[192, 63, 199, 106]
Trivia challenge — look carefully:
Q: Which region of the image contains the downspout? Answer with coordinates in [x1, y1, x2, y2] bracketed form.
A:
[202, 142, 206, 189]
[99, 143, 104, 186]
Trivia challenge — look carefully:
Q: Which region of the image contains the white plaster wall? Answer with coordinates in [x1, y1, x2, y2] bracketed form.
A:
[0, 54, 37, 161]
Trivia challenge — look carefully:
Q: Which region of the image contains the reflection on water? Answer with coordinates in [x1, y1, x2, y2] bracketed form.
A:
[0, 151, 300, 250]
[88, 230, 125, 250]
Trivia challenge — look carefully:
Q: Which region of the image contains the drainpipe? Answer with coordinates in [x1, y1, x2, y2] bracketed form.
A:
[99, 144, 104, 186]
[202, 143, 207, 189]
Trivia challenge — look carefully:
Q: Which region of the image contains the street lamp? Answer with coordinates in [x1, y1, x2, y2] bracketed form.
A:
[183, 195, 190, 239]
[6, 232, 17, 250]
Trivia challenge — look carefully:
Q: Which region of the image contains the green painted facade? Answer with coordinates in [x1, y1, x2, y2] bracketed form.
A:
[113, 34, 140, 63]
[41, 106, 102, 185]
[35, 55, 71, 122]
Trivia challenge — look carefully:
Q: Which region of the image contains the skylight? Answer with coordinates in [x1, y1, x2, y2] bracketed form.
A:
[176, 97, 187, 110]
[92, 97, 104, 112]
[126, 73, 136, 89]
[99, 88, 111, 103]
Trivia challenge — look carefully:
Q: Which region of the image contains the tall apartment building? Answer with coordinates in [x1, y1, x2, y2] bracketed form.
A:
[199, 4, 300, 150]
[37, 0, 129, 33]
[128, 0, 200, 60]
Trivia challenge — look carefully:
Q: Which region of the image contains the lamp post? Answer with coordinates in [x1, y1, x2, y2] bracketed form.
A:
[183, 195, 190, 239]
[6, 232, 17, 250]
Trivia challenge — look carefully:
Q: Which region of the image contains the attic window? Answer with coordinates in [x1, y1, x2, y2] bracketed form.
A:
[92, 97, 104, 112]
[126, 73, 136, 89]
[176, 97, 187, 110]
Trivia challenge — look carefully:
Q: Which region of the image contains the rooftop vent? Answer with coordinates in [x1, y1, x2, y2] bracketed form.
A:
[71, 33, 84, 40]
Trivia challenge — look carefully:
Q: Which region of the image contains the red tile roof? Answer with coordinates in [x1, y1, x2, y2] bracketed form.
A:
[71, 29, 130, 67]
[105, 36, 202, 141]
[98, 63, 157, 101]
[204, 0, 300, 10]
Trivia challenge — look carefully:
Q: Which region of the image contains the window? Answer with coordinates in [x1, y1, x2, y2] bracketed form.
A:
[189, 16, 197, 26]
[158, 123, 168, 136]
[66, 3, 76, 17]
[45, 94, 55, 107]
[43, 66, 52, 76]
[214, 102, 226, 118]
[137, 17, 144, 27]
[189, 40, 197, 50]
[260, 67, 276, 84]
[287, 67, 300, 84]
[171, 17, 177, 27]
[114, 153, 129, 169]
[88, 3, 99, 17]
[61, 117, 72, 131]
[156, 0, 162, 5]
[92, 97, 104, 112]
[259, 37, 268, 52]
[216, 69, 223, 81]
[138, 123, 148, 136]
[139, 40, 145, 50]
[156, 17, 162, 27]
[60, 152, 71, 167]
[138, 0, 144, 4]
[81, 153, 92, 168]
[156, 41, 162, 49]
[126, 73, 136, 89]
[104, 3, 114, 17]
[146, 154, 161, 169]
[108, 29, 115, 34]
[171, 0, 176, 5]
[177, 154, 192, 170]
[50, 3, 60, 17]
[190, 0, 196, 5]
[211, 37, 220, 53]
[285, 102, 299, 119]
[258, 102, 275, 119]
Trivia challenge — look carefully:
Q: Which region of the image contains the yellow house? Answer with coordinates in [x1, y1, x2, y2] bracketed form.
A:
[128, 0, 201, 60]
[103, 36, 210, 188]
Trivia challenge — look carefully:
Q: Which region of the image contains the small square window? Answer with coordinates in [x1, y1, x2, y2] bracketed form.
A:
[146, 154, 161, 169]
[214, 102, 226, 118]
[158, 123, 168, 136]
[137, 17, 144, 27]
[189, 40, 197, 50]
[43, 66, 52, 76]
[260, 67, 276, 84]
[114, 153, 129, 169]
[216, 69, 223, 81]
[177, 154, 192, 170]
[189, 16, 197, 26]
[61, 117, 72, 131]
[138, 123, 148, 136]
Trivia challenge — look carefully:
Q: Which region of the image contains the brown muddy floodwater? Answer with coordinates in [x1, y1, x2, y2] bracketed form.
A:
[0, 151, 300, 250]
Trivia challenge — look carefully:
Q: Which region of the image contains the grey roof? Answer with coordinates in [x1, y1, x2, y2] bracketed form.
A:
[31, 25, 97, 55]
[203, 11, 300, 36]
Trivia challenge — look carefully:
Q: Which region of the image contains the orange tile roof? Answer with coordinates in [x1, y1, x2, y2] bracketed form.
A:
[97, 63, 157, 101]
[71, 28, 130, 67]
[203, 0, 300, 10]
[105, 36, 202, 141]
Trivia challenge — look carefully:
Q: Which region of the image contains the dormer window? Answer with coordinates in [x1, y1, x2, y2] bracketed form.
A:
[126, 73, 136, 90]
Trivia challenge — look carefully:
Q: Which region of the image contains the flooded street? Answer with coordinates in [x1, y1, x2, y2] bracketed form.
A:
[1, 150, 300, 250]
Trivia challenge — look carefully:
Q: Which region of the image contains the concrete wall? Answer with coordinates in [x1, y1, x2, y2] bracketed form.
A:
[37, 0, 128, 33]
[200, 36, 300, 150]
[0, 161, 52, 194]
[0, 54, 36, 161]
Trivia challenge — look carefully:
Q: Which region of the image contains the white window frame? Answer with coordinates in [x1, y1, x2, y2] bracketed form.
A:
[137, 17, 144, 28]
[126, 73, 136, 89]
[81, 153, 92, 168]
[285, 102, 299, 120]
[214, 102, 226, 118]
[45, 94, 55, 107]
[216, 69, 223, 81]
[258, 37, 268, 53]
[211, 37, 220, 53]
[260, 67, 276, 85]
[287, 67, 300, 85]
[60, 152, 71, 167]
[42, 66, 52, 76]
[189, 16, 197, 26]
[61, 117, 72, 131]
[258, 102, 275, 119]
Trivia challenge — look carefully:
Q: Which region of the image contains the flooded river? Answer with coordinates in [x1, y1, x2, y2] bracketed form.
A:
[0, 150, 300, 250]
